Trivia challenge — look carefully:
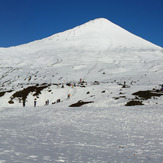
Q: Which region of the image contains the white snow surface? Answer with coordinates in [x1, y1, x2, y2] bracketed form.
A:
[0, 18, 163, 162]
[0, 105, 163, 163]
[0, 18, 163, 107]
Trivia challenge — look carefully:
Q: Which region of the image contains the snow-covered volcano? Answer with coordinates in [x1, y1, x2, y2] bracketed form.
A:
[0, 18, 163, 107]
[1, 18, 163, 163]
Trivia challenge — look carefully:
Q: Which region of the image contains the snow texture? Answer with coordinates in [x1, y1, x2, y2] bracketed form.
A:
[0, 106, 163, 163]
[0, 18, 163, 162]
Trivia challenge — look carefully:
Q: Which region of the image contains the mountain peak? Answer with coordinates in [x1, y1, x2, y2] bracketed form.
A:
[3, 18, 161, 53]
[47, 17, 160, 51]
[87, 17, 110, 24]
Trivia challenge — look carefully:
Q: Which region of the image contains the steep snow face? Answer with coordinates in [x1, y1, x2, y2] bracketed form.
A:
[0, 18, 162, 67]
[1, 18, 161, 53]
[46, 17, 161, 51]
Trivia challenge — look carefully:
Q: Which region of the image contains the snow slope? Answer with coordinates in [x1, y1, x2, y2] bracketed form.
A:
[0, 17, 163, 107]
[0, 18, 163, 163]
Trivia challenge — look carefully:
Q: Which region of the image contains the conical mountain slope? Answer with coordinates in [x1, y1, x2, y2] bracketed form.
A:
[44, 17, 160, 51]
[0, 18, 161, 68]
[0, 18, 163, 107]
[1, 18, 161, 53]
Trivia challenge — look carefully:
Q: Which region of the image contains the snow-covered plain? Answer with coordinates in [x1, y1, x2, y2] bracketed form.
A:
[0, 105, 163, 163]
[0, 18, 163, 162]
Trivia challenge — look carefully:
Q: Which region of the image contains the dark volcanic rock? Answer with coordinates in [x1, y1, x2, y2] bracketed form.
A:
[69, 100, 94, 107]
[12, 85, 49, 103]
[132, 90, 163, 100]
[125, 100, 144, 106]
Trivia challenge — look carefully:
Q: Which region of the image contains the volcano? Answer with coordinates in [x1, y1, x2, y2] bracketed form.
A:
[0, 18, 162, 107]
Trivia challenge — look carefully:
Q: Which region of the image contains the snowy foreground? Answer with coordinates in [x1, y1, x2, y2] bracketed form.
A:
[0, 105, 163, 163]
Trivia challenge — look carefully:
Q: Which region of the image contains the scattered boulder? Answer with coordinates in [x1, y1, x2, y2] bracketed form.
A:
[122, 85, 130, 88]
[8, 100, 14, 104]
[0, 92, 5, 97]
[125, 100, 144, 106]
[69, 100, 94, 107]
[113, 96, 126, 100]
[93, 81, 100, 85]
[80, 85, 86, 88]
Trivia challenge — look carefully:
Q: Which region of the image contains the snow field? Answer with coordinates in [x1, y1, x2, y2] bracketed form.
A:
[0, 105, 163, 162]
[0, 17, 163, 162]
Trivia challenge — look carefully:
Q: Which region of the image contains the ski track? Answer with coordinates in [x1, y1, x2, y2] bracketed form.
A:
[84, 62, 98, 80]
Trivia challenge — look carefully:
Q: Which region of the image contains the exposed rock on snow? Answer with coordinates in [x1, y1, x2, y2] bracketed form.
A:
[125, 100, 144, 106]
[69, 100, 94, 107]
[133, 89, 163, 100]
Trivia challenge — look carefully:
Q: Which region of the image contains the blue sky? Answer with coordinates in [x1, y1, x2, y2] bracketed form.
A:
[0, 0, 163, 47]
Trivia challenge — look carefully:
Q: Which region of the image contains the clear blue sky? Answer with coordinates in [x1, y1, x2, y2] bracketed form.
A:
[0, 0, 163, 48]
